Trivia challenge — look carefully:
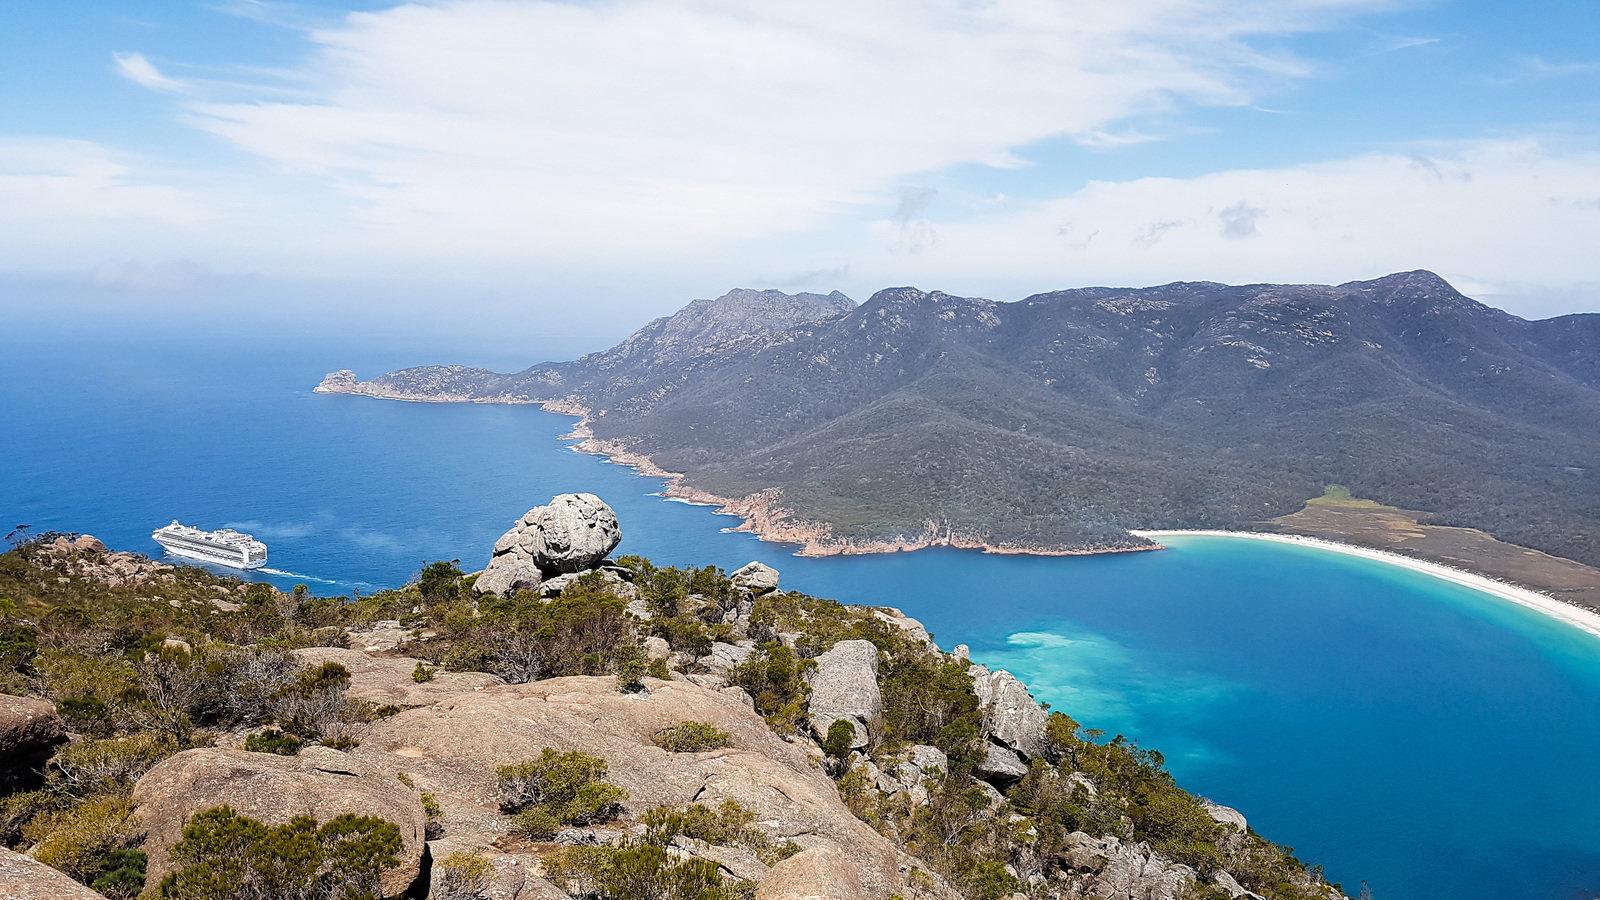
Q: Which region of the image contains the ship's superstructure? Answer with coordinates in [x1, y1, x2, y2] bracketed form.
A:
[151, 521, 267, 569]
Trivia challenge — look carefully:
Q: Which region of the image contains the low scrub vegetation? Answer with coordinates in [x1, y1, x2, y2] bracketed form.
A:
[156, 805, 401, 900]
[498, 749, 627, 839]
[651, 721, 731, 753]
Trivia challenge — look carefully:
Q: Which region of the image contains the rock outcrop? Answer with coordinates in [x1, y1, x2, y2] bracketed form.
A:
[476, 494, 622, 597]
[1203, 799, 1249, 833]
[0, 694, 66, 768]
[475, 553, 545, 599]
[132, 746, 428, 897]
[754, 846, 869, 900]
[805, 640, 882, 749]
[730, 561, 780, 595]
[514, 493, 622, 574]
[31, 535, 175, 588]
[977, 742, 1029, 784]
[345, 620, 418, 653]
[1056, 832, 1197, 900]
[0, 847, 109, 899]
[349, 676, 917, 897]
[969, 662, 1049, 761]
[290, 647, 504, 707]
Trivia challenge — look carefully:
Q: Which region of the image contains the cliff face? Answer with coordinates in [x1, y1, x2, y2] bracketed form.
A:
[318, 272, 1600, 566]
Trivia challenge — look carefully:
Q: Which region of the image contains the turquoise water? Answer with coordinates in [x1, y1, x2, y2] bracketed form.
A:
[4, 322, 1599, 898]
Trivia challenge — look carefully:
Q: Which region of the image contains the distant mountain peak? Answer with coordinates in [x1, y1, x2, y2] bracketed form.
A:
[1344, 269, 1458, 295]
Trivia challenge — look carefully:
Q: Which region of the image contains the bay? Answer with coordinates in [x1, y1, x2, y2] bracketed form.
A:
[3, 320, 1597, 899]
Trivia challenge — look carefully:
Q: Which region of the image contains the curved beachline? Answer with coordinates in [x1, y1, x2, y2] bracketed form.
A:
[1133, 529, 1600, 640]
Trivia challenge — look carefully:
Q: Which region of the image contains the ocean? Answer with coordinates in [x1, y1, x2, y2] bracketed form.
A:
[4, 316, 1598, 899]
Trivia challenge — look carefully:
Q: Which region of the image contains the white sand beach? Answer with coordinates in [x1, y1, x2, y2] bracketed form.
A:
[1132, 529, 1600, 640]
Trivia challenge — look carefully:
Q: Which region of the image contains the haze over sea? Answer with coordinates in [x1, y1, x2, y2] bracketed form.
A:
[4, 316, 1598, 900]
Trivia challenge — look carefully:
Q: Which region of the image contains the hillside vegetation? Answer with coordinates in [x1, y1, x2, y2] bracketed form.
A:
[0, 514, 1345, 900]
[321, 273, 1600, 566]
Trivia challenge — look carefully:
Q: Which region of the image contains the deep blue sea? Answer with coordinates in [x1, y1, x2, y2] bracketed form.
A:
[4, 318, 1598, 900]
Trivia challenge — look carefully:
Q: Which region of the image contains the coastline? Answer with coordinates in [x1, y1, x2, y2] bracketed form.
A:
[570, 429, 1157, 559]
[314, 379, 1600, 634]
[1133, 529, 1600, 640]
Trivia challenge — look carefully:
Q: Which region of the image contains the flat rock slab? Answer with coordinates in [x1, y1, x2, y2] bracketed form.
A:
[351, 676, 907, 897]
[291, 646, 504, 707]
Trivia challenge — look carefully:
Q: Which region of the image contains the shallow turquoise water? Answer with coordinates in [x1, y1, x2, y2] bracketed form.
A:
[3, 324, 1598, 899]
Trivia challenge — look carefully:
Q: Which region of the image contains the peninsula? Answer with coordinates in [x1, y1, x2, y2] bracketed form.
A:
[317, 273, 1600, 614]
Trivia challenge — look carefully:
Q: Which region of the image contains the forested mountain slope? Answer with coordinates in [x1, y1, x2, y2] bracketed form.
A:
[319, 274, 1600, 565]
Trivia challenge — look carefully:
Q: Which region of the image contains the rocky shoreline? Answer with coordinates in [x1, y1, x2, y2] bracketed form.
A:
[315, 372, 1159, 559]
[595, 449, 1159, 560]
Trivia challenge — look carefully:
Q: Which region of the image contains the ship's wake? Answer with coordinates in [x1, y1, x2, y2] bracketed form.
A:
[257, 567, 344, 586]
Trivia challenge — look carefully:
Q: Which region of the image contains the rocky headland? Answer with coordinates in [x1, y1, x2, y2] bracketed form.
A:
[0, 495, 1345, 899]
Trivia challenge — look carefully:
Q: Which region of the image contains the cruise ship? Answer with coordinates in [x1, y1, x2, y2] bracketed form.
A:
[151, 521, 268, 569]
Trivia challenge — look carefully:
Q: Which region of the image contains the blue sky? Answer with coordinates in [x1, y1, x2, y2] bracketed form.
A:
[2, 0, 1598, 332]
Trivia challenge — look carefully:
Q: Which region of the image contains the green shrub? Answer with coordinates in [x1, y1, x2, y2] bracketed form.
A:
[266, 660, 354, 742]
[0, 622, 37, 672]
[639, 800, 797, 864]
[729, 645, 810, 733]
[49, 732, 177, 796]
[434, 850, 492, 900]
[958, 858, 1021, 900]
[31, 793, 142, 883]
[157, 805, 401, 900]
[822, 719, 856, 759]
[880, 654, 981, 760]
[615, 645, 648, 693]
[496, 749, 626, 828]
[411, 661, 436, 683]
[0, 789, 60, 845]
[320, 733, 360, 751]
[652, 721, 731, 753]
[511, 806, 561, 840]
[35, 650, 139, 735]
[459, 591, 639, 684]
[647, 658, 671, 680]
[244, 727, 304, 755]
[543, 842, 744, 900]
[420, 791, 442, 839]
[89, 848, 146, 899]
[417, 561, 466, 602]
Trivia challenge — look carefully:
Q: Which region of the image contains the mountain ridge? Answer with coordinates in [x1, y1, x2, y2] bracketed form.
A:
[317, 272, 1600, 570]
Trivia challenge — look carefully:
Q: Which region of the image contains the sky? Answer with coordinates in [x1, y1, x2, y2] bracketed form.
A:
[2, 0, 1598, 352]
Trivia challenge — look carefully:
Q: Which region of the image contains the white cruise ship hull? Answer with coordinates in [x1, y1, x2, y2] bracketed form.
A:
[155, 540, 268, 570]
[151, 521, 269, 570]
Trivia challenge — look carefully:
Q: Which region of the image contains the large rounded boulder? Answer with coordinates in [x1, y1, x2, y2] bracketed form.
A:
[131, 746, 428, 897]
[517, 493, 622, 573]
[0, 694, 66, 771]
[476, 494, 622, 597]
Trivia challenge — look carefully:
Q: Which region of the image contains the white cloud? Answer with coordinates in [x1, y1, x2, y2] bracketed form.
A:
[0, 138, 216, 265]
[2, 1, 1597, 316]
[164, 0, 1384, 264]
[871, 140, 1600, 315]
[112, 52, 185, 92]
